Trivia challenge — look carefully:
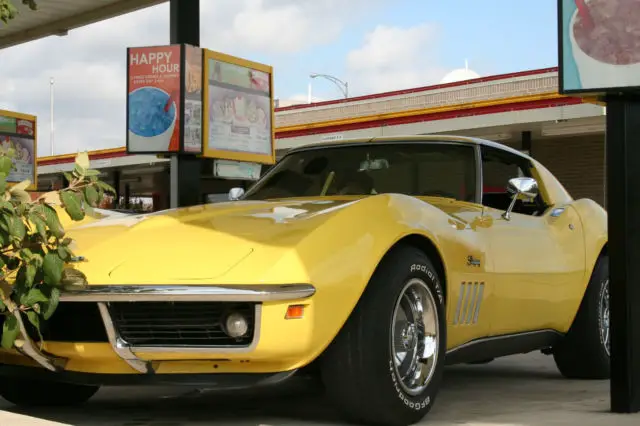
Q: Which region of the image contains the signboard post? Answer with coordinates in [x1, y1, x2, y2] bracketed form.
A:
[202, 50, 275, 165]
[558, 0, 640, 414]
[0, 110, 37, 190]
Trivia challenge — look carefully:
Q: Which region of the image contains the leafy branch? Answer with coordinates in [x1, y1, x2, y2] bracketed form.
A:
[0, 151, 114, 350]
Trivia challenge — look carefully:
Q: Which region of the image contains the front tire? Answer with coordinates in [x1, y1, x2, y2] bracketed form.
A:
[552, 254, 610, 379]
[0, 378, 99, 407]
[320, 245, 447, 426]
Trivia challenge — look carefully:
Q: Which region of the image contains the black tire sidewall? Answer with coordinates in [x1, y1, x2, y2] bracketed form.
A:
[594, 256, 610, 360]
[366, 248, 447, 418]
[553, 253, 610, 379]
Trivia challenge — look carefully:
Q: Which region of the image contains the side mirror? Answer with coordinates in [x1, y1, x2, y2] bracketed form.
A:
[502, 177, 538, 220]
[228, 187, 245, 201]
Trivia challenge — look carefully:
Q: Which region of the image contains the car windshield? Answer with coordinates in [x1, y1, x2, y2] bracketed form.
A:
[244, 142, 477, 202]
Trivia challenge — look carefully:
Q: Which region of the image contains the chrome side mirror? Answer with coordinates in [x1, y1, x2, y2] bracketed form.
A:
[502, 177, 538, 220]
[228, 187, 245, 201]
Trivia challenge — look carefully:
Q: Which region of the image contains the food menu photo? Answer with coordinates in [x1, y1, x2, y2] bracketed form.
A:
[202, 50, 275, 165]
[0, 110, 37, 189]
[559, 0, 640, 94]
[183, 45, 203, 154]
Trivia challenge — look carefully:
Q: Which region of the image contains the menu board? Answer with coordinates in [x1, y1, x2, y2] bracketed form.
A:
[0, 110, 37, 189]
[183, 45, 203, 153]
[558, 0, 640, 94]
[126, 45, 182, 153]
[202, 50, 275, 164]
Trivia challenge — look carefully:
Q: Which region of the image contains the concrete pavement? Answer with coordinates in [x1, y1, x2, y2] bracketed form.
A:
[1, 352, 638, 425]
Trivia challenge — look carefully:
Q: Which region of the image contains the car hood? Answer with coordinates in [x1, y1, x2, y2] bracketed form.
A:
[66, 198, 361, 284]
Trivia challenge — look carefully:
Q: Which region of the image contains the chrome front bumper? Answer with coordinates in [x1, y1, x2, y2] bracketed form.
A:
[11, 284, 316, 374]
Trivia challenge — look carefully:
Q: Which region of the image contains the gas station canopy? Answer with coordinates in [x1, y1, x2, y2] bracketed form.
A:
[0, 0, 166, 49]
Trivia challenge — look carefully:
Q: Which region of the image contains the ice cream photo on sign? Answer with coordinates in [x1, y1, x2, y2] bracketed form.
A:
[565, 0, 640, 90]
[127, 45, 182, 153]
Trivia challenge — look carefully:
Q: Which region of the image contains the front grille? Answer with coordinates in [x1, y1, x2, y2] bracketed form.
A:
[108, 302, 256, 347]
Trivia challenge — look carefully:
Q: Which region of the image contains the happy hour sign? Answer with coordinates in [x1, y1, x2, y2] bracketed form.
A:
[127, 45, 182, 153]
[558, 0, 640, 94]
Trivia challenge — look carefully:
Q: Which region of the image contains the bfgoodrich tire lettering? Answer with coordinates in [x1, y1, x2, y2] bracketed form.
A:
[320, 244, 446, 426]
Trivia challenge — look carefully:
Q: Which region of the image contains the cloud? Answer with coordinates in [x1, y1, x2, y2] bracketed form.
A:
[345, 23, 449, 95]
[0, 0, 380, 156]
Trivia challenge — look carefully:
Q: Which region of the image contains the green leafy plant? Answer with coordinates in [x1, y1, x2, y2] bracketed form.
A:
[0, 151, 114, 350]
[0, 0, 37, 25]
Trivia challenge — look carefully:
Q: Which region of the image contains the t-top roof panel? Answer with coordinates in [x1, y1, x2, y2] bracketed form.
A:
[0, 0, 166, 49]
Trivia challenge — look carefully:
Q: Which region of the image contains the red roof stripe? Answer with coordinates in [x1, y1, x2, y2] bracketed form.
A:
[276, 96, 583, 139]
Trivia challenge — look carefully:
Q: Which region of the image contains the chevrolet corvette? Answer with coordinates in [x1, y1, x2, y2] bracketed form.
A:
[0, 135, 609, 426]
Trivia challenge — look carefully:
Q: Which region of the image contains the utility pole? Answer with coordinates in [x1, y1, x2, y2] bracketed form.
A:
[49, 77, 55, 156]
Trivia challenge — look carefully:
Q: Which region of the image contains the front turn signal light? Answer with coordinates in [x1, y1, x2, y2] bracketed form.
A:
[285, 304, 305, 320]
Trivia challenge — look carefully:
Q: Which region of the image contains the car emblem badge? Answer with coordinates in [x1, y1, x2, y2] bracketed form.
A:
[467, 255, 480, 267]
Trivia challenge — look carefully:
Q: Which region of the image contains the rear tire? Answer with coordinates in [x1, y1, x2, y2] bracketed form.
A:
[0, 378, 99, 407]
[320, 244, 447, 426]
[553, 254, 610, 379]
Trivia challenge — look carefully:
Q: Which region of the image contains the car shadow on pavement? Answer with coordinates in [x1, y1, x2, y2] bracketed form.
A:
[2, 354, 617, 426]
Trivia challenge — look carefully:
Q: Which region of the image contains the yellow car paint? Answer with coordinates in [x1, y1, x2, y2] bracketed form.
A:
[0, 135, 607, 379]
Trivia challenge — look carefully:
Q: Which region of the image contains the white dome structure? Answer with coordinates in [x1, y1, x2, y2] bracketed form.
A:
[440, 61, 480, 84]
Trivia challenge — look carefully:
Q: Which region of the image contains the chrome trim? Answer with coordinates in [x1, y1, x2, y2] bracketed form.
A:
[465, 283, 480, 324]
[473, 143, 483, 205]
[97, 302, 263, 373]
[472, 284, 485, 324]
[98, 302, 152, 374]
[461, 284, 474, 322]
[453, 282, 484, 325]
[452, 283, 465, 325]
[13, 284, 312, 375]
[60, 284, 316, 303]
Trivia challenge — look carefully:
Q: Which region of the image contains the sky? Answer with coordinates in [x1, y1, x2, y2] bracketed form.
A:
[0, 0, 559, 157]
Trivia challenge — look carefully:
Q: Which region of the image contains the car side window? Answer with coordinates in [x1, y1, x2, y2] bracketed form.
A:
[481, 146, 543, 216]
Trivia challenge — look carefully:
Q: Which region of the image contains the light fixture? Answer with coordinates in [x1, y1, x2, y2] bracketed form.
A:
[224, 312, 249, 338]
[541, 123, 604, 137]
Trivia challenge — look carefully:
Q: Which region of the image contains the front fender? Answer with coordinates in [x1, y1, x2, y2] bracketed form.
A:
[263, 194, 456, 367]
[572, 198, 608, 279]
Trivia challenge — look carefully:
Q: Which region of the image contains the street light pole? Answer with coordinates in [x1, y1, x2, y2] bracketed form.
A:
[49, 77, 54, 156]
[309, 73, 349, 99]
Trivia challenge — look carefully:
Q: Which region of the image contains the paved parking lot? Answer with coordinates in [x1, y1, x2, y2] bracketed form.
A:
[1, 352, 639, 426]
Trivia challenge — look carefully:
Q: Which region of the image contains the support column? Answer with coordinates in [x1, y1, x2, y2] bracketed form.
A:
[113, 170, 121, 206]
[521, 130, 532, 156]
[606, 95, 640, 413]
[124, 183, 131, 210]
[169, 0, 201, 208]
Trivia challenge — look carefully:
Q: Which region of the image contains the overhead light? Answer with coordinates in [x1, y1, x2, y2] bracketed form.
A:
[541, 123, 604, 137]
[121, 166, 167, 176]
[475, 133, 512, 141]
[120, 177, 141, 184]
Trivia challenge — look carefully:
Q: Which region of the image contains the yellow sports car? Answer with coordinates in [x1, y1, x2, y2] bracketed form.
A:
[0, 135, 608, 426]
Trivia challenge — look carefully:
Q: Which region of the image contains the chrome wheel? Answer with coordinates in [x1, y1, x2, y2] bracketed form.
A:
[390, 278, 439, 396]
[599, 278, 610, 357]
